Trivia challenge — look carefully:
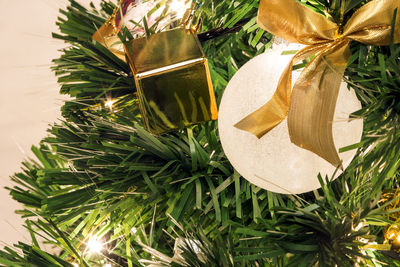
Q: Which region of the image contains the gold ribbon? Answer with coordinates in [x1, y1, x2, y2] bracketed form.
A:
[92, 0, 127, 61]
[234, 0, 400, 167]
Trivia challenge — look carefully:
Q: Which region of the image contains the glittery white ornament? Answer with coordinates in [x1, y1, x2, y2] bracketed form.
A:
[218, 45, 363, 194]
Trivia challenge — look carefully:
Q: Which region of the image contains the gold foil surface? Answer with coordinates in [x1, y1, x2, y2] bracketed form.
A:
[92, 0, 129, 61]
[381, 190, 400, 252]
[125, 28, 218, 134]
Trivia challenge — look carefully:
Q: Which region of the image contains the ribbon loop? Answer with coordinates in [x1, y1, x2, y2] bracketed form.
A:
[235, 0, 400, 167]
[256, 0, 337, 44]
[234, 44, 328, 138]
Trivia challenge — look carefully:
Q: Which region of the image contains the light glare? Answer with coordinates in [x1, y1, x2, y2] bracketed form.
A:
[105, 100, 115, 110]
[87, 238, 103, 254]
[170, 0, 188, 19]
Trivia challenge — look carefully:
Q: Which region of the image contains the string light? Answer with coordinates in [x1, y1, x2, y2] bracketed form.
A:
[87, 237, 104, 254]
[105, 99, 115, 110]
[103, 264, 112, 267]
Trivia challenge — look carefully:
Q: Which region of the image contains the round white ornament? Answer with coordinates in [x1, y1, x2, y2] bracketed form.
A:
[218, 45, 363, 194]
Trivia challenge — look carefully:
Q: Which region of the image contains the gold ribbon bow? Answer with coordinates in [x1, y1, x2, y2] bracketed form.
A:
[234, 0, 400, 167]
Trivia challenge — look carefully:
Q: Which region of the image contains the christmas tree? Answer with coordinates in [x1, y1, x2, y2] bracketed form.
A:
[1, 0, 400, 266]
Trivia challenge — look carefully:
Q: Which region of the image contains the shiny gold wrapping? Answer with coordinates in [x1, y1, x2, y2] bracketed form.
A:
[381, 190, 400, 252]
[235, 0, 400, 167]
[125, 28, 218, 134]
[92, 0, 126, 61]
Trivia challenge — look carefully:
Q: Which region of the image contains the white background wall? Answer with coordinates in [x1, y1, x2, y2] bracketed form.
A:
[0, 0, 100, 248]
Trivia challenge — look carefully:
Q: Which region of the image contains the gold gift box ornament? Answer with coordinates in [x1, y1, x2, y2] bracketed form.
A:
[93, 0, 218, 135]
[124, 28, 218, 134]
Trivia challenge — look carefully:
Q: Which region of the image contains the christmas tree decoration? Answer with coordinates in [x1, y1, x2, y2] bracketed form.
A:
[385, 224, 400, 251]
[92, 0, 216, 134]
[92, 0, 191, 60]
[219, 43, 363, 194]
[3, 0, 400, 266]
[381, 190, 400, 252]
[235, 0, 400, 168]
[92, 0, 134, 60]
[382, 190, 400, 222]
[125, 28, 218, 134]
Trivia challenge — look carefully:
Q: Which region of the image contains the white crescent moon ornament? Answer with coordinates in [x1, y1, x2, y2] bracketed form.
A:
[218, 46, 363, 194]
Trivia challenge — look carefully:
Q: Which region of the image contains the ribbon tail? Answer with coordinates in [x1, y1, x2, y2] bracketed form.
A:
[287, 40, 351, 168]
[233, 59, 292, 138]
[234, 45, 325, 138]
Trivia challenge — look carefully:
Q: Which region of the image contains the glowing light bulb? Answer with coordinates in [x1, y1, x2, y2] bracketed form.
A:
[169, 0, 188, 19]
[73, 263, 79, 267]
[87, 238, 103, 254]
[105, 100, 115, 110]
[131, 226, 137, 234]
[103, 264, 112, 267]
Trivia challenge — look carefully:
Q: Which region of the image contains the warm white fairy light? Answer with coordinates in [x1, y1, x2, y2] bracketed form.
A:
[103, 264, 112, 267]
[87, 237, 104, 254]
[73, 263, 79, 267]
[105, 99, 115, 110]
[169, 0, 189, 19]
[131, 226, 137, 234]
